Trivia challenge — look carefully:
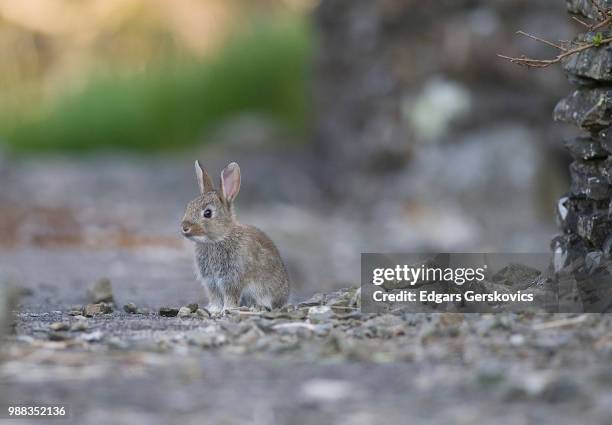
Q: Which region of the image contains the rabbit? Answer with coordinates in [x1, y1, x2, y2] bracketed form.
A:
[181, 160, 290, 313]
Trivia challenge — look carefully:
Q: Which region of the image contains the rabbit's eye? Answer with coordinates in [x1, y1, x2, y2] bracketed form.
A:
[202, 208, 212, 219]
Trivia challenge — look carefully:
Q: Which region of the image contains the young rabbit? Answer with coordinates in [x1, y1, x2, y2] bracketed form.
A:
[181, 161, 290, 313]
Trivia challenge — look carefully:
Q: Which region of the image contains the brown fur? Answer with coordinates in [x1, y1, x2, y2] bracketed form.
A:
[181, 161, 290, 312]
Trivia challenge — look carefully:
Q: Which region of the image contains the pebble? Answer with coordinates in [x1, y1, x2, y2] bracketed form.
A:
[84, 303, 113, 317]
[178, 306, 192, 318]
[107, 337, 129, 350]
[196, 308, 210, 319]
[48, 332, 70, 341]
[308, 306, 335, 323]
[123, 303, 138, 314]
[300, 379, 353, 403]
[79, 330, 105, 342]
[298, 293, 325, 307]
[70, 320, 88, 332]
[49, 322, 70, 331]
[159, 307, 179, 317]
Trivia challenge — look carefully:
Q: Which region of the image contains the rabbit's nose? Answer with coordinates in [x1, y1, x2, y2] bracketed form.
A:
[181, 222, 192, 235]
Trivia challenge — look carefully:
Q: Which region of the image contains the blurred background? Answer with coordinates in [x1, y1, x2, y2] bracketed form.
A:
[0, 0, 580, 307]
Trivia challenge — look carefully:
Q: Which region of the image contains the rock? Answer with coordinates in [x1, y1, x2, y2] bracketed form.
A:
[298, 293, 326, 307]
[70, 320, 88, 332]
[188, 332, 227, 348]
[178, 306, 192, 318]
[69, 308, 83, 316]
[300, 379, 353, 403]
[136, 308, 150, 315]
[597, 127, 612, 154]
[554, 88, 612, 130]
[556, 195, 609, 235]
[107, 337, 129, 350]
[272, 322, 317, 338]
[48, 332, 70, 341]
[308, 305, 335, 322]
[567, 0, 612, 19]
[123, 303, 138, 314]
[585, 251, 604, 273]
[195, 308, 210, 319]
[235, 326, 264, 345]
[79, 330, 105, 342]
[576, 211, 612, 246]
[569, 159, 612, 200]
[563, 136, 608, 160]
[187, 303, 199, 313]
[159, 307, 179, 317]
[562, 32, 612, 82]
[84, 303, 113, 317]
[88, 278, 114, 304]
[49, 322, 70, 331]
[362, 314, 406, 338]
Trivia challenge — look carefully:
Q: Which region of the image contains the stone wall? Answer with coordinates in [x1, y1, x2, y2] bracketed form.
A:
[553, 1, 612, 265]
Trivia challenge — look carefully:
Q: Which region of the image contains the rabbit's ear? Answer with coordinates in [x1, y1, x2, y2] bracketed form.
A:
[195, 160, 214, 194]
[220, 162, 241, 204]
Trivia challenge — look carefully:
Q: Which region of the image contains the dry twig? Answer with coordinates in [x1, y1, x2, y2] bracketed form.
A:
[499, 0, 612, 68]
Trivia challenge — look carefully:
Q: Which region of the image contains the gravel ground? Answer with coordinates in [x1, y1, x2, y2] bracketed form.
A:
[2, 154, 607, 425]
[4, 295, 612, 425]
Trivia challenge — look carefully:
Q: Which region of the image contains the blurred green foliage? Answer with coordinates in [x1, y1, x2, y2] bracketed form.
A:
[0, 17, 312, 153]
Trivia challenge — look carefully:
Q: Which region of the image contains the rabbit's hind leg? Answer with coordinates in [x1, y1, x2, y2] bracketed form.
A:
[242, 283, 273, 310]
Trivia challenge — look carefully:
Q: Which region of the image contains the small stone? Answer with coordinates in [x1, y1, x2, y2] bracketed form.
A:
[308, 305, 335, 322]
[48, 332, 70, 341]
[123, 303, 138, 314]
[178, 306, 192, 318]
[187, 303, 199, 313]
[235, 327, 264, 345]
[136, 308, 150, 315]
[188, 332, 227, 348]
[159, 307, 179, 317]
[84, 303, 113, 317]
[49, 322, 70, 331]
[196, 308, 210, 319]
[89, 278, 114, 304]
[69, 308, 83, 316]
[107, 337, 128, 349]
[298, 293, 326, 307]
[70, 320, 88, 332]
[300, 379, 353, 403]
[509, 334, 525, 346]
[79, 330, 105, 342]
